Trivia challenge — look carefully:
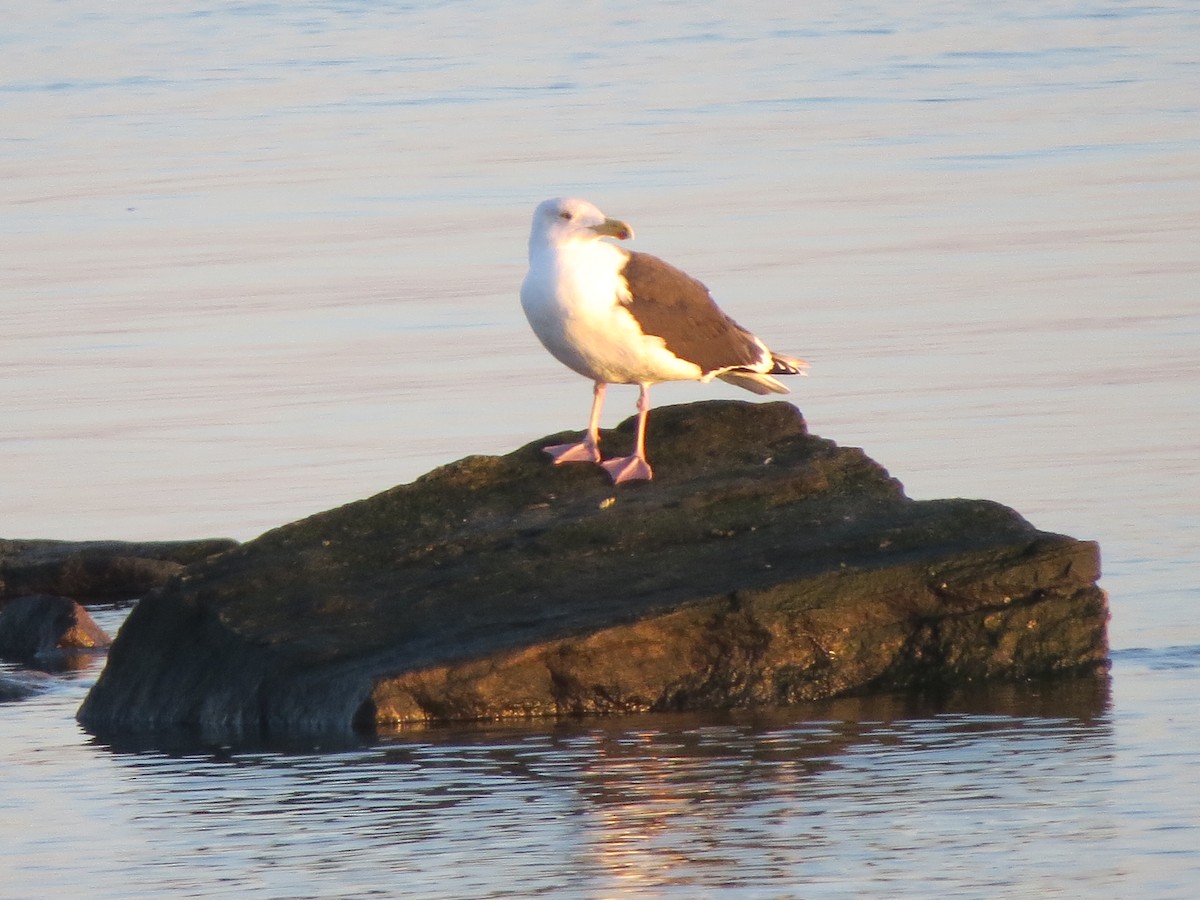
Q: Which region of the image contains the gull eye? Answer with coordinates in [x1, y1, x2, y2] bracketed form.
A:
[558, 210, 573, 221]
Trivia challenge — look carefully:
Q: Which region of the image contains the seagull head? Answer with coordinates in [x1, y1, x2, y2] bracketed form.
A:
[529, 197, 634, 253]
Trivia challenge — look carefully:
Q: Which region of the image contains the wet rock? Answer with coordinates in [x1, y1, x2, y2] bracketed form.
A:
[0, 593, 111, 664]
[0, 538, 238, 605]
[77, 401, 1109, 736]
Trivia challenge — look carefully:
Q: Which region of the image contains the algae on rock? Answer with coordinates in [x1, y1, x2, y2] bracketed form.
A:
[78, 401, 1108, 736]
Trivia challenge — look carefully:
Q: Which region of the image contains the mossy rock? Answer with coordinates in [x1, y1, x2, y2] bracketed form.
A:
[78, 401, 1108, 737]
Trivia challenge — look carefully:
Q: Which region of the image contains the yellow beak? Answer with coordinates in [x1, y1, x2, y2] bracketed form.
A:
[591, 217, 634, 241]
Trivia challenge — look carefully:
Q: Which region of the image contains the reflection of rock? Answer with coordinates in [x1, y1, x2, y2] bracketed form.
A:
[78, 401, 1109, 737]
[0, 668, 54, 702]
[0, 594, 111, 665]
[0, 538, 237, 605]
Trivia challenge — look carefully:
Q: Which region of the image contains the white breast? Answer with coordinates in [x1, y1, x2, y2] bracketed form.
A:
[520, 242, 703, 386]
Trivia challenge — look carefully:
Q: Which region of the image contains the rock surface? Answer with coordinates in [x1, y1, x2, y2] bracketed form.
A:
[78, 401, 1108, 737]
[0, 538, 237, 606]
[0, 593, 111, 665]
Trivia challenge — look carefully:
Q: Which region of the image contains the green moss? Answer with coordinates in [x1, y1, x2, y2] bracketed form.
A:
[79, 400, 1109, 733]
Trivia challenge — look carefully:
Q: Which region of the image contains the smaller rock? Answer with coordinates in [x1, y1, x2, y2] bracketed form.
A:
[0, 594, 112, 665]
[0, 538, 238, 605]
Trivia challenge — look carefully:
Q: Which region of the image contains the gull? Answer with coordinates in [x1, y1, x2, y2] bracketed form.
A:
[520, 197, 807, 483]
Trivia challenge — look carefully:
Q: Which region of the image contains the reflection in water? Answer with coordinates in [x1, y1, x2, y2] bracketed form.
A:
[8, 634, 1200, 897]
[381, 681, 1116, 894]
[64, 676, 1117, 897]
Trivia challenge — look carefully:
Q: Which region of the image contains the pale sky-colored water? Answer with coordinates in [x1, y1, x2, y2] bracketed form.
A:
[3, 1, 1198, 654]
[3, 4, 1200, 897]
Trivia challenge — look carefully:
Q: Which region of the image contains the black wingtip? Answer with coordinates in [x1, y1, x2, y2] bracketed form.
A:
[768, 355, 808, 376]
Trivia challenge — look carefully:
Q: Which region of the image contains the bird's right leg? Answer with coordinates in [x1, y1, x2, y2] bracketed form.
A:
[543, 381, 605, 464]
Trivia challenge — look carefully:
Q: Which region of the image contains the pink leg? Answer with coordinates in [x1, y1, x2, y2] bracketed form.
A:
[600, 383, 654, 484]
[543, 382, 606, 464]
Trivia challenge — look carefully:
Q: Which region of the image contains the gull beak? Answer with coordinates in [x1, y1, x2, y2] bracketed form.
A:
[591, 217, 634, 241]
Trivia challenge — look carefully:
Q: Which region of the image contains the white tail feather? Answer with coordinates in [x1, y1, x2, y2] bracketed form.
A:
[717, 371, 790, 395]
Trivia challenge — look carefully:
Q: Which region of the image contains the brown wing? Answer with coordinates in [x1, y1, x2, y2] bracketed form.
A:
[619, 252, 768, 374]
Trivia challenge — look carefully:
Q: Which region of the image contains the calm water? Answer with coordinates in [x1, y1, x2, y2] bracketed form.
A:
[3, 624, 1199, 898]
[3, 0, 1199, 896]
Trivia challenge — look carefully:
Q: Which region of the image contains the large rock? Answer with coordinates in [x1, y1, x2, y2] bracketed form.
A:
[77, 401, 1108, 737]
[0, 538, 237, 606]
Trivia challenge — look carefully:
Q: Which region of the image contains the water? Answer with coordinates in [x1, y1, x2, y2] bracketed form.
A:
[3, 0, 1199, 896]
[3, 630, 1198, 898]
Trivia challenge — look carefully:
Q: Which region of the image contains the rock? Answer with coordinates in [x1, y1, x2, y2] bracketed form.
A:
[77, 401, 1108, 737]
[0, 593, 111, 665]
[0, 538, 238, 606]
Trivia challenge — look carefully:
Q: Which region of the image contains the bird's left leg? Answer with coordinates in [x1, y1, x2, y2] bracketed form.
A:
[600, 383, 654, 484]
[543, 381, 605, 464]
